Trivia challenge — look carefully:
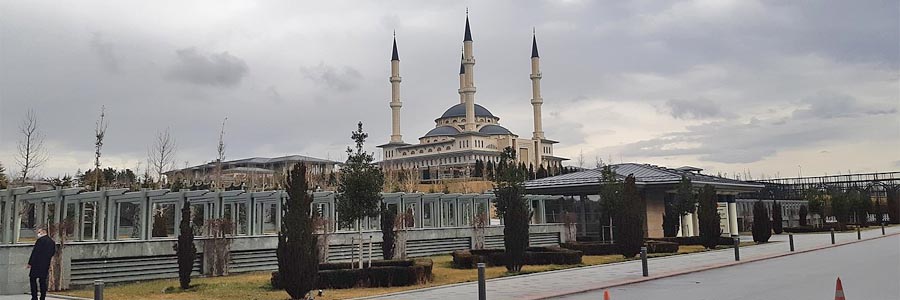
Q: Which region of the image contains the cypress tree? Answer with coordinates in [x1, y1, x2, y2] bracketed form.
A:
[616, 174, 644, 258]
[473, 159, 484, 178]
[380, 202, 397, 259]
[752, 200, 772, 243]
[772, 201, 783, 234]
[175, 197, 196, 289]
[798, 204, 808, 226]
[528, 163, 535, 180]
[493, 147, 529, 272]
[536, 165, 547, 179]
[697, 185, 721, 249]
[485, 160, 495, 180]
[277, 163, 318, 300]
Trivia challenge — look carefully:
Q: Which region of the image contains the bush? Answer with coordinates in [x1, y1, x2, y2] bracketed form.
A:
[752, 200, 772, 243]
[451, 247, 582, 268]
[271, 259, 432, 289]
[783, 224, 842, 233]
[559, 242, 619, 256]
[648, 236, 733, 246]
[798, 205, 808, 226]
[645, 241, 679, 254]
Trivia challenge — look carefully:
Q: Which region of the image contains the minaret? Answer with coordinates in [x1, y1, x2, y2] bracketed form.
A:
[462, 13, 477, 132]
[389, 34, 404, 143]
[530, 31, 544, 140]
[458, 51, 465, 104]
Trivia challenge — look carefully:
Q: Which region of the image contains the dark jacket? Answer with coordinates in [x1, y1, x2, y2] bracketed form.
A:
[28, 235, 56, 278]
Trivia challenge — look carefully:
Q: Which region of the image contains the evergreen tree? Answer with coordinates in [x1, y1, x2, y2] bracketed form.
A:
[849, 188, 871, 227]
[380, 203, 397, 259]
[752, 200, 772, 243]
[805, 189, 825, 225]
[536, 164, 547, 179]
[830, 188, 852, 229]
[598, 165, 622, 242]
[772, 201, 783, 234]
[492, 147, 529, 272]
[528, 163, 535, 180]
[664, 176, 696, 237]
[697, 185, 721, 249]
[277, 163, 318, 300]
[335, 122, 384, 267]
[616, 174, 644, 258]
[798, 204, 809, 226]
[473, 159, 484, 178]
[175, 196, 196, 289]
[485, 160, 494, 180]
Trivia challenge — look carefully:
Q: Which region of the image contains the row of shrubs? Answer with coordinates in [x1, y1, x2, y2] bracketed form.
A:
[782, 223, 845, 233]
[559, 240, 680, 256]
[451, 246, 583, 269]
[271, 259, 433, 289]
[648, 236, 734, 246]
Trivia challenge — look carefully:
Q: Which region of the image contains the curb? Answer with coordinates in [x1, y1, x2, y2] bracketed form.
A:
[531, 232, 900, 299]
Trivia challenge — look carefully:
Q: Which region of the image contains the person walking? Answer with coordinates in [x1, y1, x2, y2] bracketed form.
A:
[27, 226, 56, 300]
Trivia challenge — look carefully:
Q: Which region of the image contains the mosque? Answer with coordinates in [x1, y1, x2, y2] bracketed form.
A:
[378, 15, 567, 180]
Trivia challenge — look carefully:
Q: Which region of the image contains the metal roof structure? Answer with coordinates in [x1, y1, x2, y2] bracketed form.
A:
[525, 163, 763, 195]
[423, 125, 461, 137]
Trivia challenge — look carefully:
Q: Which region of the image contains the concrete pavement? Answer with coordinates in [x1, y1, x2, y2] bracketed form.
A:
[358, 226, 900, 300]
[560, 234, 900, 300]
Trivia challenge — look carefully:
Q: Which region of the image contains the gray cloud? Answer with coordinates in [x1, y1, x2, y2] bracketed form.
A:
[89, 33, 119, 73]
[300, 63, 362, 92]
[166, 48, 248, 87]
[792, 91, 897, 119]
[664, 98, 730, 119]
[611, 91, 897, 164]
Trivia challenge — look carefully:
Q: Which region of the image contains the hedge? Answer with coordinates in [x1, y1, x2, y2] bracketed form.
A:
[783, 224, 844, 233]
[648, 236, 733, 246]
[560, 241, 679, 255]
[451, 247, 583, 268]
[271, 259, 433, 289]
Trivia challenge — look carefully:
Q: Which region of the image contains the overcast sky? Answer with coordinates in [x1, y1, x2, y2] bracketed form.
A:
[1, 0, 898, 180]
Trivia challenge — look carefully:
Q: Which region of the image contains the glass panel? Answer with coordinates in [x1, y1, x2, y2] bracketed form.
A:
[403, 202, 417, 228]
[262, 202, 277, 234]
[151, 203, 176, 238]
[43, 202, 57, 227]
[460, 201, 472, 226]
[81, 202, 98, 240]
[18, 203, 37, 243]
[191, 203, 206, 236]
[442, 201, 456, 227]
[532, 201, 541, 224]
[422, 202, 434, 227]
[117, 202, 141, 239]
[236, 203, 248, 235]
[64, 203, 77, 239]
[223, 203, 234, 223]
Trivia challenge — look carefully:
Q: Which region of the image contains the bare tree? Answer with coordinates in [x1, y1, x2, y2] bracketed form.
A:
[594, 154, 603, 169]
[215, 117, 227, 190]
[147, 128, 177, 188]
[93, 106, 109, 191]
[576, 149, 584, 169]
[16, 109, 49, 183]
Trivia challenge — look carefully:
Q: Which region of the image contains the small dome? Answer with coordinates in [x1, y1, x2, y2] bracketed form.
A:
[479, 124, 513, 135]
[440, 103, 496, 119]
[423, 126, 460, 137]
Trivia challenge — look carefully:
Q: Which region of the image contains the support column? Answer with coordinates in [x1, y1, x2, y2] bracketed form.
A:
[727, 198, 738, 236]
[682, 213, 694, 236]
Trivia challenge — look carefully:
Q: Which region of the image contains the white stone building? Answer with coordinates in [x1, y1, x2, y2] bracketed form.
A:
[379, 15, 566, 180]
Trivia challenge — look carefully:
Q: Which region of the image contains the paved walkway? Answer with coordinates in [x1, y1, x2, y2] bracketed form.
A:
[360, 226, 900, 300]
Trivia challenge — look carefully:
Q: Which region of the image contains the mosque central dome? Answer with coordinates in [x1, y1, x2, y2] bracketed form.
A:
[440, 103, 496, 119]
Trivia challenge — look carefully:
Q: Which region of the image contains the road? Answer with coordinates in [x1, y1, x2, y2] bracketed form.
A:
[559, 234, 900, 300]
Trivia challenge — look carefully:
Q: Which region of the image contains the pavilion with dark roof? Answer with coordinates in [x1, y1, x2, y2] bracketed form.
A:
[525, 163, 764, 240]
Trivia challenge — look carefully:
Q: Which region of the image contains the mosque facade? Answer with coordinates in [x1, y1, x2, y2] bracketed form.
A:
[378, 15, 566, 180]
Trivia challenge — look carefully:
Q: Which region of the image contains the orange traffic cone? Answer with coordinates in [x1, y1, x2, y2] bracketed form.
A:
[603, 290, 610, 300]
[834, 277, 845, 300]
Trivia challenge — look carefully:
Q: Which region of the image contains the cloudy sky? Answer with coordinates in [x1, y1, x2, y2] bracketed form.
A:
[1, 0, 898, 180]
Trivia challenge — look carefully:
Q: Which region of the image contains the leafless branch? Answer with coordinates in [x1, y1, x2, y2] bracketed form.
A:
[147, 127, 177, 188]
[94, 106, 109, 190]
[16, 109, 49, 182]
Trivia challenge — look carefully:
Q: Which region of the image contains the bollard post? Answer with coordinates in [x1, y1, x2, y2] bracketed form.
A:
[882, 222, 886, 235]
[94, 280, 104, 300]
[857, 226, 861, 240]
[830, 228, 835, 244]
[477, 263, 486, 300]
[789, 233, 794, 252]
[732, 235, 740, 261]
[640, 247, 648, 277]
